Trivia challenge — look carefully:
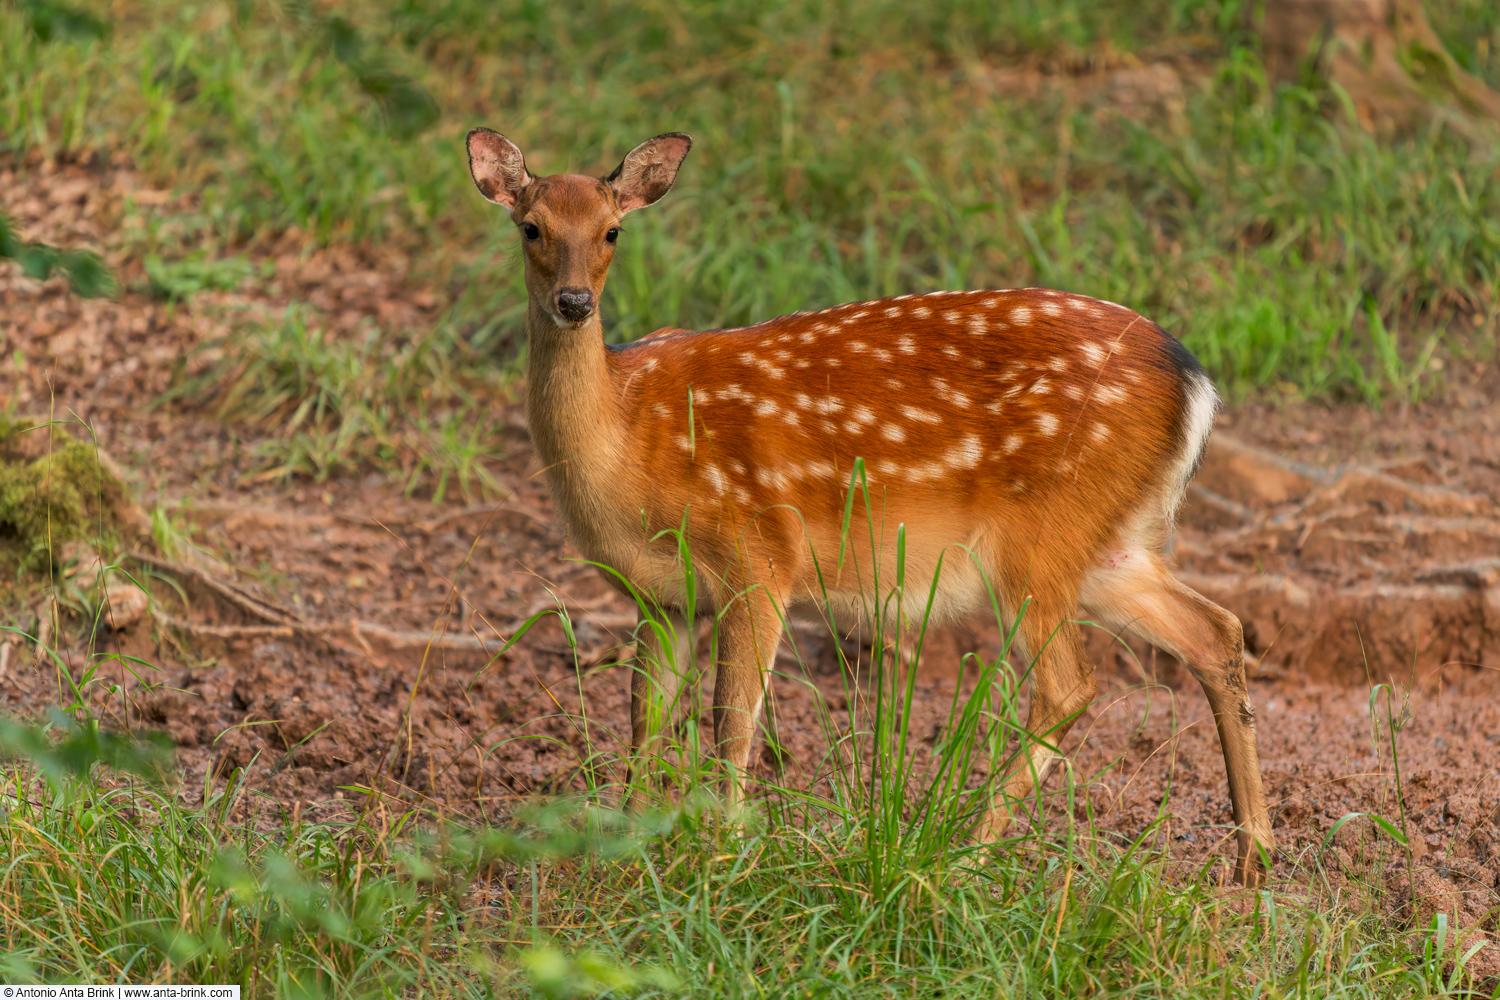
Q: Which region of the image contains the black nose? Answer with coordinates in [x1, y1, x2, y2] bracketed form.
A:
[556, 288, 594, 322]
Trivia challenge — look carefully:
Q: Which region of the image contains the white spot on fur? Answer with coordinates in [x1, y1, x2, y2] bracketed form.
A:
[1062, 384, 1083, 400]
[848, 341, 869, 352]
[1091, 422, 1110, 442]
[1078, 341, 1107, 367]
[824, 358, 842, 367]
[674, 435, 692, 451]
[881, 423, 907, 442]
[1003, 434, 1024, 454]
[900, 405, 943, 424]
[884, 306, 902, 318]
[794, 393, 813, 409]
[703, 464, 728, 493]
[794, 359, 812, 368]
[652, 403, 670, 418]
[873, 348, 893, 362]
[1011, 480, 1026, 493]
[981, 296, 1000, 309]
[945, 434, 983, 469]
[800, 332, 816, 344]
[1094, 384, 1127, 404]
[1035, 412, 1059, 436]
[913, 306, 931, 318]
[813, 397, 845, 415]
[756, 468, 789, 490]
[1049, 357, 1069, 372]
[806, 460, 835, 479]
[755, 399, 779, 417]
[942, 345, 961, 358]
[897, 336, 917, 354]
[966, 316, 988, 336]
[1012, 306, 1033, 323]
[931, 378, 972, 408]
[1042, 301, 1062, 317]
[851, 405, 876, 425]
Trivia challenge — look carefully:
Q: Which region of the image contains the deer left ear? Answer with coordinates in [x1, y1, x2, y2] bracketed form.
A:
[606, 133, 692, 213]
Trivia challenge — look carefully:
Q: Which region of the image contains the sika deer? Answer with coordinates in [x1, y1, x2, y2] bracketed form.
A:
[466, 128, 1275, 884]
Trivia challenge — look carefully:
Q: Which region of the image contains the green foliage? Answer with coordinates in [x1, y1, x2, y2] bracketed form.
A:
[3, 0, 1495, 409]
[161, 308, 503, 494]
[0, 212, 115, 297]
[144, 252, 258, 300]
[18, 0, 108, 43]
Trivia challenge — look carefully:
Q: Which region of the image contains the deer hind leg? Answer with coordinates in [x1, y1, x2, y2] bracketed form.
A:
[1079, 548, 1274, 885]
[976, 587, 1097, 845]
[626, 605, 695, 810]
[712, 585, 784, 806]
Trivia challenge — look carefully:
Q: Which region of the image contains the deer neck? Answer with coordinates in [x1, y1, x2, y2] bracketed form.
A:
[523, 303, 632, 551]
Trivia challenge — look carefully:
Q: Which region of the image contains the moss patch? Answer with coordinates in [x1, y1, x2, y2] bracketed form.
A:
[0, 426, 136, 577]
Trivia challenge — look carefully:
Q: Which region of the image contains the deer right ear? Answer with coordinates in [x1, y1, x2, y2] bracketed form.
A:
[467, 128, 532, 210]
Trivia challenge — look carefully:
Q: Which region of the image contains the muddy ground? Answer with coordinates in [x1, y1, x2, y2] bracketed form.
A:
[3, 156, 1500, 938]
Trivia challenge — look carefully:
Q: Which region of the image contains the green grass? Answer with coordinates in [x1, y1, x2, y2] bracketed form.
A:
[4, 0, 1498, 419]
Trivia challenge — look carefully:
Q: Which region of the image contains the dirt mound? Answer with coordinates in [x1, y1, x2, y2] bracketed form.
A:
[1175, 434, 1500, 683]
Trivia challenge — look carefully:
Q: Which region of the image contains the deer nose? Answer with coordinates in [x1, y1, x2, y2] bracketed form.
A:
[556, 288, 594, 322]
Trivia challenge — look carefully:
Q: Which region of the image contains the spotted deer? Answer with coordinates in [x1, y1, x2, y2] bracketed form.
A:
[466, 127, 1275, 884]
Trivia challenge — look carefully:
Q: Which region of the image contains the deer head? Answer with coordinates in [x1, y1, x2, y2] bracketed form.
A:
[465, 129, 692, 327]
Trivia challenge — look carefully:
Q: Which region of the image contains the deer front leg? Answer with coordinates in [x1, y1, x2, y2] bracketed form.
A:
[625, 605, 694, 811]
[712, 587, 783, 807]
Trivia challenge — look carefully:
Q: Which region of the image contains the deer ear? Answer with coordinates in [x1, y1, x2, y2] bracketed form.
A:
[606, 133, 692, 213]
[467, 128, 533, 210]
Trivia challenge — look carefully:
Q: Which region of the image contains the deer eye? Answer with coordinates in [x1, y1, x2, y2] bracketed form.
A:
[523, 223, 541, 241]
[604, 227, 620, 244]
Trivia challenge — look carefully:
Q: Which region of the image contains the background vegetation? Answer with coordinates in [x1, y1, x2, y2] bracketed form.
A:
[4, 0, 1499, 405]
